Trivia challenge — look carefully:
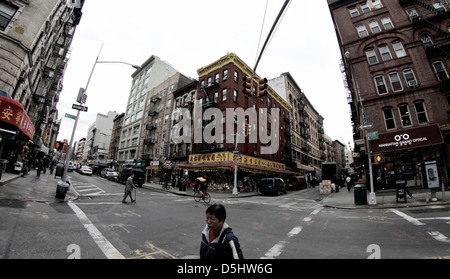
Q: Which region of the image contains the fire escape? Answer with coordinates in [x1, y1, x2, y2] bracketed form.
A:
[400, 1, 450, 70]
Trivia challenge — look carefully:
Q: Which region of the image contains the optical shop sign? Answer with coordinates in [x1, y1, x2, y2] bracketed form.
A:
[370, 124, 443, 153]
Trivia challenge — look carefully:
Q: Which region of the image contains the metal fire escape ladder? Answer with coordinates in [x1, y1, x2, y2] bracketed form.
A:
[412, 0, 450, 60]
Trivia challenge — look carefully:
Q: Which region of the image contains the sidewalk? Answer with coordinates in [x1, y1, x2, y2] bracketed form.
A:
[321, 186, 450, 209]
[141, 181, 261, 199]
[0, 171, 78, 203]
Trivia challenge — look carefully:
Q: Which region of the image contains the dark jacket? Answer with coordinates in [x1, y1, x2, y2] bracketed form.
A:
[200, 223, 244, 259]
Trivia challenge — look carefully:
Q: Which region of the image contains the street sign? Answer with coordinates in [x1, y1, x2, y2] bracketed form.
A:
[64, 113, 76, 120]
[72, 104, 88, 112]
[359, 123, 373, 130]
[367, 131, 379, 140]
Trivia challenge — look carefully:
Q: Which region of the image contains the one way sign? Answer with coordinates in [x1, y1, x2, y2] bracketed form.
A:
[72, 104, 88, 112]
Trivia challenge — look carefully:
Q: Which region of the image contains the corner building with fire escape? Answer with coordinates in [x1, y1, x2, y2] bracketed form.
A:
[174, 53, 296, 190]
[329, 0, 450, 190]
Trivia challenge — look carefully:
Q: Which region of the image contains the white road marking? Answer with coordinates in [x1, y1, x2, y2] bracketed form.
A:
[68, 202, 124, 259]
[287, 226, 302, 237]
[261, 207, 323, 259]
[261, 241, 287, 259]
[390, 209, 425, 226]
[428, 231, 450, 243]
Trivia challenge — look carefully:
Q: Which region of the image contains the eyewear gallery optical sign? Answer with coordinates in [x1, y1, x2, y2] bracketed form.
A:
[370, 124, 443, 153]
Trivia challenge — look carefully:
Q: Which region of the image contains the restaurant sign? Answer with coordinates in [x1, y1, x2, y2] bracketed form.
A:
[370, 124, 443, 153]
[189, 151, 286, 171]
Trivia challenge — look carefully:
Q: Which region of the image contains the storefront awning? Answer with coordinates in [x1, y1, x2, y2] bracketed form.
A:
[178, 162, 298, 175]
[370, 124, 443, 153]
[0, 95, 35, 140]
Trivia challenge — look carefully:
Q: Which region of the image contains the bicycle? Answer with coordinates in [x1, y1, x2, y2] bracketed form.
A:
[162, 180, 170, 190]
[194, 189, 211, 203]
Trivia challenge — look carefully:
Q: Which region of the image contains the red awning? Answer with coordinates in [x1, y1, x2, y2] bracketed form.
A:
[0, 95, 35, 140]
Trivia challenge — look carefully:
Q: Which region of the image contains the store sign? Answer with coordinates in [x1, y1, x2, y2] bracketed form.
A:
[189, 151, 286, 171]
[370, 125, 443, 153]
[0, 95, 35, 139]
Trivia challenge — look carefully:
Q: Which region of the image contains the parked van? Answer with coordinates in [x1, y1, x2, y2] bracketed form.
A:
[258, 178, 287, 196]
[118, 168, 144, 187]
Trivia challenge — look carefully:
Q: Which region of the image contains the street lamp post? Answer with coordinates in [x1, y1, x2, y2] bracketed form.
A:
[345, 51, 377, 205]
[61, 46, 140, 183]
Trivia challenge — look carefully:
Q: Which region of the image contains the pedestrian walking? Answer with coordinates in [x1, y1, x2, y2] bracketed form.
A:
[122, 173, 136, 204]
[200, 204, 244, 259]
[346, 175, 352, 192]
[36, 159, 43, 177]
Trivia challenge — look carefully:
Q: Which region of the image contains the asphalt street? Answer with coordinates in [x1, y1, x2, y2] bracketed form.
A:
[1, 171, 449, 259]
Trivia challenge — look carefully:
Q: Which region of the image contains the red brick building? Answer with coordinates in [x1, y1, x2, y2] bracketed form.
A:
[328, 0, 450, 190]
[177, 53, 295, 188]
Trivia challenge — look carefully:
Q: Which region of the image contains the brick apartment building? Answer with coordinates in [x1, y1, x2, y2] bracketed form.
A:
[328, 0, 450, 190]
[175, 53, 295, 189]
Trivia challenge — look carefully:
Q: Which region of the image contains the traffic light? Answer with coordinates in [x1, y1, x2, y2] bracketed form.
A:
[56, 141, 63, 151]
[374, 154, 384, 164]
[258, 78, 268, 97]
[242, 76, 252, 96]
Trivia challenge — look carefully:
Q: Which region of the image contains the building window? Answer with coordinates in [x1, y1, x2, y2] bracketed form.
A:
[381, 17, 394, 30]
[222, 89, 227, 101]
[234, 71, 238, 82]
[421, 34, 433, 47]
[372, 0, 383, 9]
[360, 2, 371, 13]
[356, 24, 368, 37]
[403, 68, 418, 87]
[233, 90, 238, 102]
[365, 48, 378, 65]
[369, 21, 381, 33]
[213, 92, 219, 103]
[379, 44, 392, 61]
[398, 104, 412, 127]
[388, 72, 403, 92]
[374, 76, 388, 95]
[0, 1, 17, 31]
[215, 73, 220, 83]
[383, 107, 396, 130]
[223, 69, 228, 81]
[348, 6, 359, 17]
[392, 41, 406, 58]
[414, 100, 429, 124]
[406, 9, 419, 21]
[433, 61, 449, 81]
[433, 1, 446, 11]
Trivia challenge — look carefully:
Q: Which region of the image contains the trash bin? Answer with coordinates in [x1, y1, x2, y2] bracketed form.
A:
[55, 163, 64, 178]
[56, 182, 69, 199]
[354, 184, 367, 205]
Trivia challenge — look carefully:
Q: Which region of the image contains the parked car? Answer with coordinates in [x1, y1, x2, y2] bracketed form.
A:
[288, 176, 307, 190]
[68, 161, 75, 172]
[101, 168, 113, 178]
[258, 178, 287, 196]
[80, 166, 93, 176]
[105, 170, 118, 181]
[118, 168, 144, 187]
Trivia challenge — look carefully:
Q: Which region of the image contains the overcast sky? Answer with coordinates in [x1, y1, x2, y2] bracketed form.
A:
[56, 0, 353, 149]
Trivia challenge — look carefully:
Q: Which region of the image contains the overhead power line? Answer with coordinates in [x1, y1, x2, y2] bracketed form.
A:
[253, 0, 291, 74]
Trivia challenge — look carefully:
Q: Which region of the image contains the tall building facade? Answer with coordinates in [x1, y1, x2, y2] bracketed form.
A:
[0, 0, 84, 162]
[176, 53, 295, 187]
[139, 72, 192, 164]
[117, 55, 182, 166]
[269, 72, 326, 174]
[83, 111, 117, 163]
[328, 0, 450, 190]
[108, 113, 124, 164]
